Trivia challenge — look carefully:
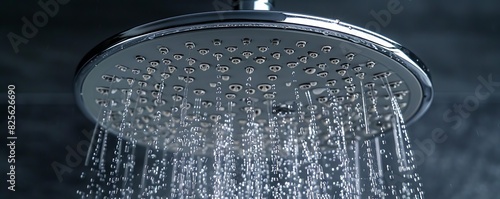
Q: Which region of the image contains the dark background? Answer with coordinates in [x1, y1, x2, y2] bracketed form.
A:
[1, 0, 500, 198]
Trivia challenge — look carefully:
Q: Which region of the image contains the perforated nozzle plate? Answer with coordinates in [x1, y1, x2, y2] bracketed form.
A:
[75, 11, 432, 153]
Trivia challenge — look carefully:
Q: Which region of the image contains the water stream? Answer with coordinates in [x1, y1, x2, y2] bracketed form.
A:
[78, 77, 424, 199]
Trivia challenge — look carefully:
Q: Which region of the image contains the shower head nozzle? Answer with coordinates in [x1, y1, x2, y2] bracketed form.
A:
[75, 11, 433, 153]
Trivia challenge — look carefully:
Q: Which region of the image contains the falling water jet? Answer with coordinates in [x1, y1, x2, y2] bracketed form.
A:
[74, 0, 433, 198]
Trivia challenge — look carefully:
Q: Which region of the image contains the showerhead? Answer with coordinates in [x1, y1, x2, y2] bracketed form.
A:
[74, 10, 433, 153]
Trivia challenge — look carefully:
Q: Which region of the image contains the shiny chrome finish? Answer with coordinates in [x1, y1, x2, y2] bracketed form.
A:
[75, 11, 433, 152]
[235, 0, 274, 10]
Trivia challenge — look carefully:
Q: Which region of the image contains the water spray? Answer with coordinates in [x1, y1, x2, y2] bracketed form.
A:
[75, 1, 433, 198]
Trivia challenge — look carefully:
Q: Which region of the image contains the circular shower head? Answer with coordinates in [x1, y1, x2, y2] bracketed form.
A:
[75, 11, 433, 152]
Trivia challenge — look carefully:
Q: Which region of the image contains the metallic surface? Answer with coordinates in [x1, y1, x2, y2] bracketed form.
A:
[235, 0, 275, 10]
[75, 11, 433, 152]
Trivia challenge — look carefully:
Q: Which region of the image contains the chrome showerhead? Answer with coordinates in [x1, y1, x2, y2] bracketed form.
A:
[74, 10, 433, 153]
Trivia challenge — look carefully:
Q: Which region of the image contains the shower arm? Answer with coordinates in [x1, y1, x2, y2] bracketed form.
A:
[232, 0, 274, 11]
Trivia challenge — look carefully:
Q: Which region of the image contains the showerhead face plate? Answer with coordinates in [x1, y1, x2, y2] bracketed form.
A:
[75, 11, 432, 153]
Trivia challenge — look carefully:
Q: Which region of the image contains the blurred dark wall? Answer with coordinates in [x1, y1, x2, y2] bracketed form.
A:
[1, 0, 500, 198]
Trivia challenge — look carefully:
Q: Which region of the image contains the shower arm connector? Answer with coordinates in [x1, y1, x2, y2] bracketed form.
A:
[233, 0, 274, 11]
